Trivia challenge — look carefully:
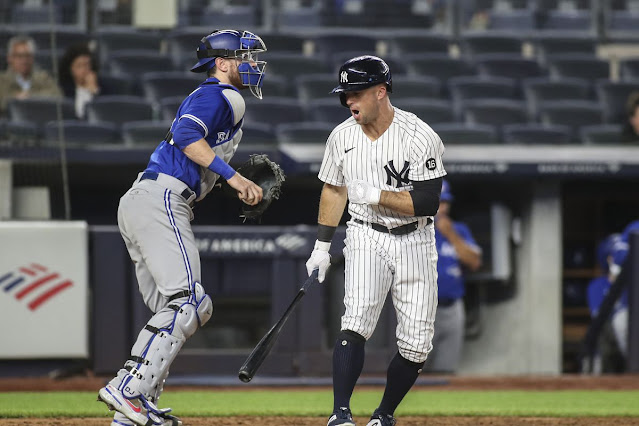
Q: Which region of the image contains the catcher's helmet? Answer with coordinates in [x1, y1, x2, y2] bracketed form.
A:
[331, 55, 392, 95]
[191, 29, 267, 99]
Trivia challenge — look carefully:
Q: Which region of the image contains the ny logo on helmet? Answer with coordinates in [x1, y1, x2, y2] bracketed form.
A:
[340, 71, 349, 83]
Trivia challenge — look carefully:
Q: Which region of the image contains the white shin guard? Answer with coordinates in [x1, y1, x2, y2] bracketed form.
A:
[117, 283, 212, 401]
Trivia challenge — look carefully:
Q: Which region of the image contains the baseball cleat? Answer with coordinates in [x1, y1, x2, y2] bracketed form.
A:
[366, 409, 396, 426]
[327, 406, 356, 426]
[98, 384, 173, 426]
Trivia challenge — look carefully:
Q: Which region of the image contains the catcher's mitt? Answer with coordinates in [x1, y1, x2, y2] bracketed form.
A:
[233, 154, 285, 221]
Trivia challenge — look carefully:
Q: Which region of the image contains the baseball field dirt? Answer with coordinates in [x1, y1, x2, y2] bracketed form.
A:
[1, 375, 638, 425]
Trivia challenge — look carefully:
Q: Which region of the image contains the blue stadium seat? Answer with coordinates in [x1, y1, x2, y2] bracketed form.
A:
[595, 80, 639, 124]
[197, 6, 258, 27]
[44, 121, 121, 147]
[548, 55, 610, 83]
[462, 99, 528, 137]
[166, 29, 209, 68]
[122, 121, 171, 147]
[275, 122, 335, 145]
[277, 6, 322, 29]
[432, 123, 498, 145]
[476, 54, 546, 82]
[606, 10, 639, 31]
[459, 32, 524, 58]
[11, 4, 62, 24]
[7, 98, 76, 125]
[619, 58, 639, 81]
[29, 29, 90, 52]
[263, 53, 332, 81]
[296, 74, 338, 103]
[531, 33, 597, 65]
[86, 96, 155, 127]
[97, 28, 163, 64]
[391, 75, 442, 100]
[448, 76, 518, 117]
[260, 74, 294, 98]
[160, 96, 183, 121]
[393, 99, 455, 124]
[540, 10, 593, 31]
[140, 72, 201, 104]
[487, 10, 536, 30]
[522, 77, 591, 118]
[502, 123, 573, 144]
[580, 124, 625, 144]
[108, 51, 175, 78]
[407, 54, 477, 82]
[100, 73, 136, 96]
[259, 32, 306, 54]
[538, 100, 604, 141]
[385, 32, 450, 56]
[243, 97, 307, 127]
[34, 48, 63, 73]
[312, 34, 379, 62]
[306, 98, 351, 125]
[241, 122, 278, 148]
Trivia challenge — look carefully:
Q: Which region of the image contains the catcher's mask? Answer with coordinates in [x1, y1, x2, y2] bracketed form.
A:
[331, 55, 392, 107]
[191, 29, 267, 99]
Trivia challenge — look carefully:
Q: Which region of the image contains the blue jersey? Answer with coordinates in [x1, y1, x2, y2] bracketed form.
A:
[587, 275, 629, 317]
[435, 221, 479, 300]
[145, 77, 245, 198]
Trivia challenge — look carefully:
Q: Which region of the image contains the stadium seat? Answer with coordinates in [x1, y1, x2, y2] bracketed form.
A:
[11, 4, 62, 24]
[7, 98, 76, 125]
[462, 99, 528, 132]
[393, 99, 455, 124]
[277, 5, 322, 29]
[34, 49, 63, 73]
[487, 9, 536, 30]
[241, 122, 278, 148]
[29, 29, 90, 52]
[532, 34, 597, 65]
[296, 74, 339, 103]
[476, 55, 546, 82]
[522, 77, 591, 118]
[259, 32, 306, 54]
[539, 10, 593, 31]
[580, 124, 625, 144]
[306, 98, 351, 125]
[108, 51, 175, 78]
[312, 34, 379, 62]
[166, 28, 210, 68]
[502, 123, 573, 144]
[96, 27, 162, 63]
[595, 80, 639, 124]
[140, 72, 201, 104]
[390, 75, 442, 100]
[385, 32, 450, 56]
[243, 97, 307, 127]
[260, 74, 294, 98]
[432, 123, 498, 144]
[606, 10, 639, 31]
[458, 32, 524, 58]
[100, 73, 136, 96]
[86, 96, 155, 127]
[407, 54, 477, 82]
[538, 100, 604, 141]
[44, 120, 121, 147]
[548, 55, 610, 83]
[263, 53, 332, 81]
[197, 6, 258, 27]
[619, 58, 639, 81]
[275, 122, 334, 144]
[159, 96, 183, 121]
[122, 121, 171, 147]
[448, 76, 518, 116]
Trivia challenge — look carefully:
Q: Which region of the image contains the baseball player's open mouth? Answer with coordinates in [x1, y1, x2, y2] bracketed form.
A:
[352, 109, 360, 119]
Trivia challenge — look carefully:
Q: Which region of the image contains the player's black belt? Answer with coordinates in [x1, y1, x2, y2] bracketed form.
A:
[438, 298, 458, 307]
[354, 218, 432, 236]
[140, 171, 195, 204]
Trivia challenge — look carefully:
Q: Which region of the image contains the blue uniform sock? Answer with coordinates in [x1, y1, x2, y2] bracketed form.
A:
[332, 330, 366, 412]
[377, 352, 425, 415]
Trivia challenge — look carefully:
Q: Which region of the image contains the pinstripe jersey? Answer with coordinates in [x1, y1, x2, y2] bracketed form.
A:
[318, 106, 447, 228]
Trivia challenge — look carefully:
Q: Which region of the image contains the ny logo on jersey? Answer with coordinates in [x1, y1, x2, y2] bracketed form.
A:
[340, 71, 349, 83]
[384, 160, 410, 188]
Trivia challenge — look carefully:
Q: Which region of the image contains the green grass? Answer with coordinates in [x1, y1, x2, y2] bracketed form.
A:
[0, 390, 638, 418]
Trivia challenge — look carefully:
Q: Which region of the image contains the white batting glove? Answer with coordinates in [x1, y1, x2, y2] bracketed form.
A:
[348, 179, 381, 205]
[305, 240, 331, 283]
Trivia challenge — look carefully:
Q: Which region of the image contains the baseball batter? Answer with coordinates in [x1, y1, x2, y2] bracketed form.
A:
[305, 55, 446, 426]
[97, 30, 267, 426]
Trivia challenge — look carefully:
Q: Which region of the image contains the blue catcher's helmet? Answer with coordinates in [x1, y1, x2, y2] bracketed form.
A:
[331, 55, 392, 107]
[191, 29, 267, 99]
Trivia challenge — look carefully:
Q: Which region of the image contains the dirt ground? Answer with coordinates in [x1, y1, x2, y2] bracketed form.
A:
[1, 374, 638, 425]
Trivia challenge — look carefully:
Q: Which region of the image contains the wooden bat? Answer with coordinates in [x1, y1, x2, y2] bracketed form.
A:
[238, 270, 319, 383]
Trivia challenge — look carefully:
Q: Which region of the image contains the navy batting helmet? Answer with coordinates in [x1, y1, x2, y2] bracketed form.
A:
[191, 29, 267, 99]
[331, 55, 392, 107]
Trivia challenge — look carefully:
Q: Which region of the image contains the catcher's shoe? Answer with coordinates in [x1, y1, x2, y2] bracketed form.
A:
[366, 410, 396, 426]
[98, 384, 181, 426]
[327, 407, 356, 426]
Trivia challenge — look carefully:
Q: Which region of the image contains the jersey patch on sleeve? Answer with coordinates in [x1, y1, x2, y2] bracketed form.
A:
[426, 158, 437, 170]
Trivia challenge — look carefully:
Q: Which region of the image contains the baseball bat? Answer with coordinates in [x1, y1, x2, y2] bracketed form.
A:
[238, 269, 319, 383]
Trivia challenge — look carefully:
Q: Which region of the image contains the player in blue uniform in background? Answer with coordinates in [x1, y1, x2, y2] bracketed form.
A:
[426, 179, 481, 373]
[97, 30, 267, 426]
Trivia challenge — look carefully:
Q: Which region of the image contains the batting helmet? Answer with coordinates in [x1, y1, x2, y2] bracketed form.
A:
[440, 179, 453, 202]
[191, 29, 267, 99]
[331, 55, 392, 106]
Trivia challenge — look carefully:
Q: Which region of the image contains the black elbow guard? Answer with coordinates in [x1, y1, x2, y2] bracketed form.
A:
[410, 177, 443, 216]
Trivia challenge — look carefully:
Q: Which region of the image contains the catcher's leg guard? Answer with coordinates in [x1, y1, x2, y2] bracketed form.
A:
[107, 283, 211, 424]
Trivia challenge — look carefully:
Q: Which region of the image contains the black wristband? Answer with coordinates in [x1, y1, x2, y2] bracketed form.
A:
[317, 224, 337, 242]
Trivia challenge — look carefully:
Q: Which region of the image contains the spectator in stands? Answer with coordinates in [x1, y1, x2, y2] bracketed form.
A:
[58, 44, 101, 118]
[587, 233, 629, 373]
[621, 91, 639, 143]
[425, 179, 482, 373]
[0, 35, 62, 117]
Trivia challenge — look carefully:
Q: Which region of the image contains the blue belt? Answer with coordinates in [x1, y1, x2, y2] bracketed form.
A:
[140, 171, 195, 204]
